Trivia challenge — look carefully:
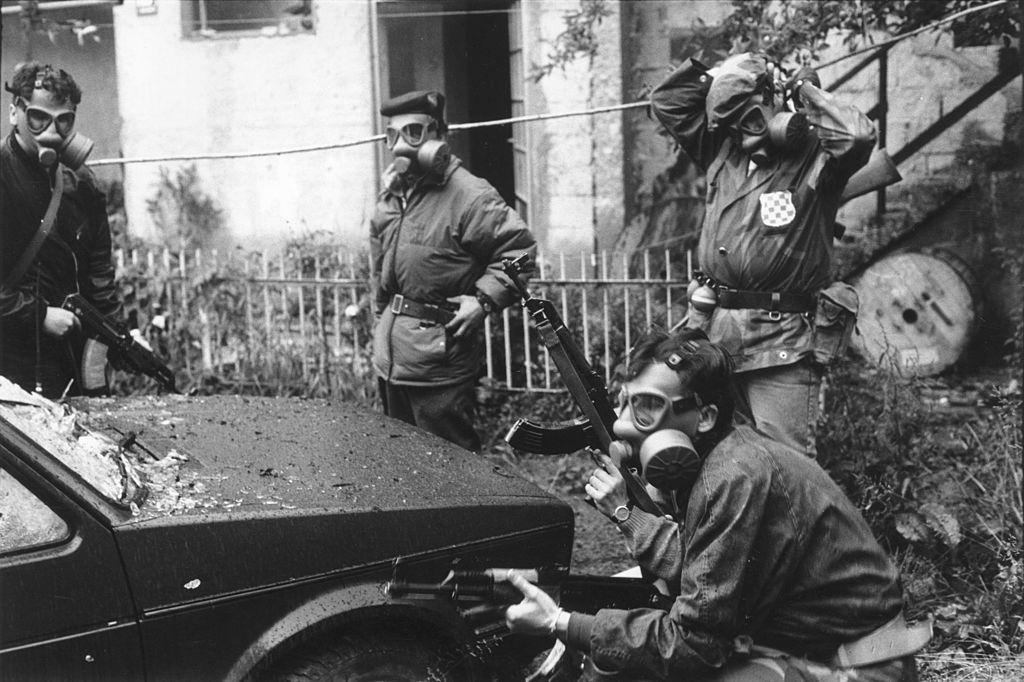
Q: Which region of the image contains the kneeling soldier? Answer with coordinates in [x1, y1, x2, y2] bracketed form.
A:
[505, 329, 929, 681]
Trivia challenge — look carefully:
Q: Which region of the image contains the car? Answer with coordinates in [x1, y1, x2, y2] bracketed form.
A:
[0, 377, 574, 680]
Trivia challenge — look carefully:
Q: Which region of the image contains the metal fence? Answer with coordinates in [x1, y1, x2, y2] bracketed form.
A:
[115, 246, 693, 395]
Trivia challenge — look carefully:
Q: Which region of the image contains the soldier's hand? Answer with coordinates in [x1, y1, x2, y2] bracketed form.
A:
[504, 570, 563, 637]
[585, 453, 629, 520]
[43, 307, 80, 338]
[784, 66, 821, 107]
[445, 295, 485, 339]
[381, 160, 408, 194]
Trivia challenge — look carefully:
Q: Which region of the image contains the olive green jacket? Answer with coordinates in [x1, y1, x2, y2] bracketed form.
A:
[370, 155, 535, 386]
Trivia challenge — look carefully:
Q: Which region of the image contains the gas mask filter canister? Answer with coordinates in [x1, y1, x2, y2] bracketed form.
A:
[735, 101, 808, 165]
[21, 124, 94, 169]
[638, 428, 702, 492]
[395, 139, 450, 178]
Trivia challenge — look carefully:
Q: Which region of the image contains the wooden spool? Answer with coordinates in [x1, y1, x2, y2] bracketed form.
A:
[851, 249, 980, 377]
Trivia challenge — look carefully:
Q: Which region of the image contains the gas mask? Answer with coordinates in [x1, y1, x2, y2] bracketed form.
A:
[14, 97, 94, 169]
[638, 428, 702, 492]
[392, 139, 450, 179]
[386, 117, 451, 179]
[733, 99, 808, 167]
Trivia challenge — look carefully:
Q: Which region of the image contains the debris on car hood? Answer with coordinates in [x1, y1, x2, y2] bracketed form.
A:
[2, 378, 551, 521]
[0, 377, 142, 506]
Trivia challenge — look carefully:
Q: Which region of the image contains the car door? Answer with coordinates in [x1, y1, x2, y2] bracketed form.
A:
[0, 434, 145, 680]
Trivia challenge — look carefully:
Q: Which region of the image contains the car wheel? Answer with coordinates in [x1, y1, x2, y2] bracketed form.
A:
[265, 630, 480, 682]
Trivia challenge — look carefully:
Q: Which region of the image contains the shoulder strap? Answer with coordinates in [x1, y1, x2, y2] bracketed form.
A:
[3, 168, 65, 289]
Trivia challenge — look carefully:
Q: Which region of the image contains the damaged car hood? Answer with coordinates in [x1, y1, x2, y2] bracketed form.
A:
[74, 394, 545, 517]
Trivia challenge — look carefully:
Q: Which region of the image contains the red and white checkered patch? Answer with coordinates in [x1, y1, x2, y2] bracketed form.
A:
[759, 190, 796, 227]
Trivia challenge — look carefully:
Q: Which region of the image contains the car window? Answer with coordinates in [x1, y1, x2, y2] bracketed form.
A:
[0, 464, 69, 554]
[0, 379, 135, 507]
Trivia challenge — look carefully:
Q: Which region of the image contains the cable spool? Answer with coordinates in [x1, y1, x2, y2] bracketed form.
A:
[851, 248, 981, 376]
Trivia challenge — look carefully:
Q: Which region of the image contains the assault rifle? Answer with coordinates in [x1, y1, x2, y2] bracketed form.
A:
[388, 565, 671, 624]
[62, 293, 178, 394]
[501, 255, 661, 516]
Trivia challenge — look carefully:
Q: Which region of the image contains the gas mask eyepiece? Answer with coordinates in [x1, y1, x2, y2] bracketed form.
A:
[15, 98, 94, 169]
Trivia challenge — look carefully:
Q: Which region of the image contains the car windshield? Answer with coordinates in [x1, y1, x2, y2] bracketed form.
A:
[0, 377, 141, 508]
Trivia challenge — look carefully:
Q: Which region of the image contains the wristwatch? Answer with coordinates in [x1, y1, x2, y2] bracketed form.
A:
[475, 291, 495, 314]
[612, 504, 631, 525]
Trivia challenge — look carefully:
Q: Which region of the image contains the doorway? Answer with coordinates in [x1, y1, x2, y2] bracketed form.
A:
[375, 1, 515, 206]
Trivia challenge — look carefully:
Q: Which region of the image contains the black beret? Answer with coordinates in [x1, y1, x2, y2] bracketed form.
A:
[380, 90, 446, 125]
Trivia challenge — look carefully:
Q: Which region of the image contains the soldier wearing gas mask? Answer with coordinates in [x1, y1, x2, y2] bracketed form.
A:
[505, 329, 929, 681]
[370, 90, 536, 452]
[1, 62, 122, 398]
[649, 53, 874, 458]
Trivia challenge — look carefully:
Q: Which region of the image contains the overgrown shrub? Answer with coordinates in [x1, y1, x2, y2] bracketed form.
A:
[819, 361, 1023, 657]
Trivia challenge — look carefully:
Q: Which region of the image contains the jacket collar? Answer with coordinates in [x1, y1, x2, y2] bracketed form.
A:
[384, 153, 463, 200]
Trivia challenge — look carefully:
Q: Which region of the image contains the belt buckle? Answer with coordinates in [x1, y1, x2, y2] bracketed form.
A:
[390, 294, 404, 315]
[768, 292, 782, 320]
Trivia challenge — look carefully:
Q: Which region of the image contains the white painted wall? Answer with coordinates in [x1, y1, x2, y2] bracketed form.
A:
[522, 0, 624, 256]
[112, 0, 377, 251]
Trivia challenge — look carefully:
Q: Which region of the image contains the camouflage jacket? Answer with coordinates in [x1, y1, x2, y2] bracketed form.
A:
[650, 59, 874, 372]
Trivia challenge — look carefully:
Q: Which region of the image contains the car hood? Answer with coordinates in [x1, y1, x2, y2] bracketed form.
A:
[73, 396, 573, 613]
[75, 394, 546, 517]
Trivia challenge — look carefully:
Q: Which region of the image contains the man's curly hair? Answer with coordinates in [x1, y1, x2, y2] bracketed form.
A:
[4, 62, 82, 106]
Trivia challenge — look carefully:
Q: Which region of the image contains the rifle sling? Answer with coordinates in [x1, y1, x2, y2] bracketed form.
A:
[541, 323, 662, 517]
[4, 167, 65, 290]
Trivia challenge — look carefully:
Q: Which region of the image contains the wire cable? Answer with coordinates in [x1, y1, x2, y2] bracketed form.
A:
[86, 0, 1012, 168]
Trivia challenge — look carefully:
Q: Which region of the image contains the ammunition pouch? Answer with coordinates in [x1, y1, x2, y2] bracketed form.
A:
[811, 282, 859, 365]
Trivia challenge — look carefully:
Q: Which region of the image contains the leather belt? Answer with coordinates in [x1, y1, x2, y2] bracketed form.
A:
[390, 294, 456, 325]
[716, 288, 816, 313]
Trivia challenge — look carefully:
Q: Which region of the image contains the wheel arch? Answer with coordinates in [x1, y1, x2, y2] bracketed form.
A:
[226, 580, 468, 682]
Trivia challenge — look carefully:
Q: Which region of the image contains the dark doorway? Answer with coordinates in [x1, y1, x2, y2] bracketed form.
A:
[377, 1, 515, 206]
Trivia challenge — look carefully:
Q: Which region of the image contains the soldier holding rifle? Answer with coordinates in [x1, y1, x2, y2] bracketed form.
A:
[1, 62, 121, 398]
[504, 329, 930, 681]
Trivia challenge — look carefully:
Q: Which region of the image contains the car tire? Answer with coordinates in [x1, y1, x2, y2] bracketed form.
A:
[265, 630, 480, 682]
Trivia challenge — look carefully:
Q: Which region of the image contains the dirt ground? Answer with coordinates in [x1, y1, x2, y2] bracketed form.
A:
[482, 448, 638, 576]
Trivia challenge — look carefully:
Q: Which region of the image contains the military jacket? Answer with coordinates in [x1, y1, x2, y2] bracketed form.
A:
[569, 425, 904, 678]
[650, 59, 874, 372]
[1, 133, 121, 353]
[369, 154, 535, 386]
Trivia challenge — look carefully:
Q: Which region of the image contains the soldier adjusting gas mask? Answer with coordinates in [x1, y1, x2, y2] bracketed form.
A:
[732, 96, 808, 167]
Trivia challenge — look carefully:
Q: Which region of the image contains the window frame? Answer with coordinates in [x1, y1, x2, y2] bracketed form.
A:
[181, 0, 317, 40]
[0, 458, 72, 558]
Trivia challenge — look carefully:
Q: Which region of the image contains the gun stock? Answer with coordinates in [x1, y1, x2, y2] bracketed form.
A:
[62, 294, 178, 393]
[841, 148, 902, 203]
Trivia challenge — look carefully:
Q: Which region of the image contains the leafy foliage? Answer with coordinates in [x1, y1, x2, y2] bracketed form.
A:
[692, 0, 1021, 66]
[145, 165, 225, 253]
[818, 361, 1022, 658]
[529, 0, 613, 82]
